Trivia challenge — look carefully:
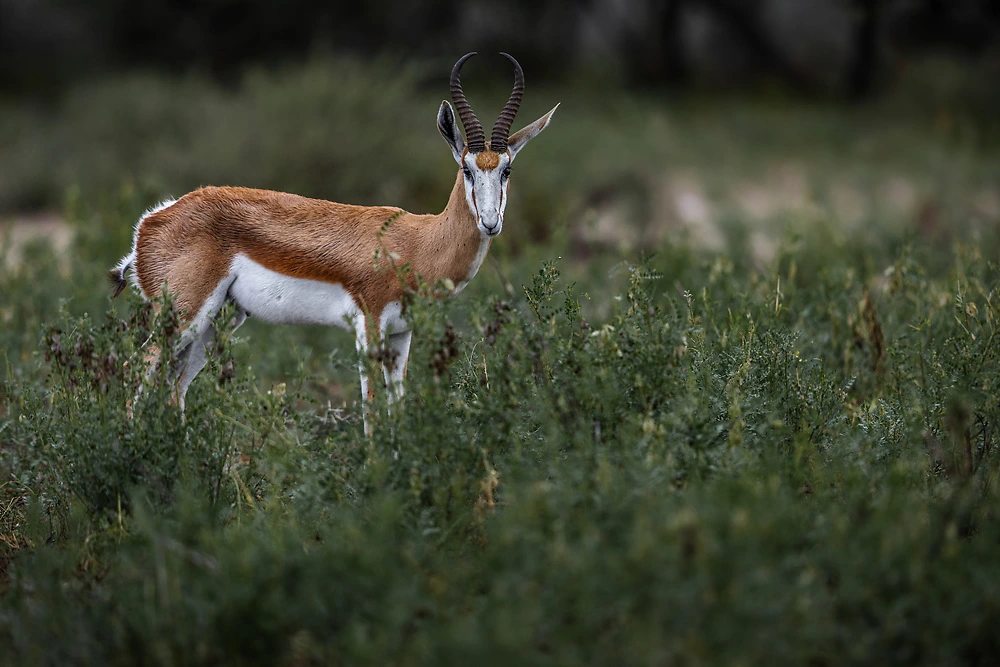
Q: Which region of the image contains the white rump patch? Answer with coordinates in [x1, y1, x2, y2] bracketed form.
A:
[119, 197, 178, 295]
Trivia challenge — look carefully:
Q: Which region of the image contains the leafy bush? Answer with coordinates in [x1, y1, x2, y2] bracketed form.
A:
[5, 218, 1000, 664]
[5, 294, 286, 533]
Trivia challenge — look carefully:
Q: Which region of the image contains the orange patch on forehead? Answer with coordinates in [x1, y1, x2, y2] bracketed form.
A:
[475, 150, 500, 170]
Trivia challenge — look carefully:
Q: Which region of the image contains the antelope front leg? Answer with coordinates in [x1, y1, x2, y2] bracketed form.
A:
[382, 330, 412, 410]
[353, 315, 377, 435]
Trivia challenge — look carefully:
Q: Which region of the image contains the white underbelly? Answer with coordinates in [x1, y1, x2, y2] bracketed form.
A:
[228, 253, 360, 329]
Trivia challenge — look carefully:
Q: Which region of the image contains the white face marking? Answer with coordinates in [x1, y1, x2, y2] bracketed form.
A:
[227, 254, 361, 330]
[462, 152, 511, 237]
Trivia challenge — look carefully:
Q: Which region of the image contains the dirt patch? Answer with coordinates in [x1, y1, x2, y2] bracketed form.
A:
[0, 213, 73, 271]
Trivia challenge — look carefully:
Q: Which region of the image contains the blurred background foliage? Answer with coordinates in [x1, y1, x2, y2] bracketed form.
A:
[2, 0, 999, 94]
[1, 0, 998, 258]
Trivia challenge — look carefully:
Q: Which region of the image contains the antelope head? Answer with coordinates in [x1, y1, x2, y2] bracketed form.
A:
[437, 52, 559, 237]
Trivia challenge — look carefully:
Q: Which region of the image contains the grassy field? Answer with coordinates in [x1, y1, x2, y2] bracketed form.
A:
[2, 58, 1000, 665]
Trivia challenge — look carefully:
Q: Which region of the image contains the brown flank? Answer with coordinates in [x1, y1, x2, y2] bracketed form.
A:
[131, 171, 482, 329]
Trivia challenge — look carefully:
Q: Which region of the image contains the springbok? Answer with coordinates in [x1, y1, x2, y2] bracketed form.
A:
[109, 52, 558, 428]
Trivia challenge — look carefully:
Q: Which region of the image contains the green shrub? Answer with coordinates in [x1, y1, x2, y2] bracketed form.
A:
[2, 232, 999, 664]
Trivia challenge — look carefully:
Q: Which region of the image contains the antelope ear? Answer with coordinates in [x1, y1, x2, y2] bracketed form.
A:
[437, 101, 465, 165]
[507, 103, 559, 160]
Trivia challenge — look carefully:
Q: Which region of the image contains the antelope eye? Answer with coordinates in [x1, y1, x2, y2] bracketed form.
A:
[463, 167, 473, 179]
[501, 167, 511, 179]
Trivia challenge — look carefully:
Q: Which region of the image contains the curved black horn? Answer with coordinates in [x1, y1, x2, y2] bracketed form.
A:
[450, 52, 485, 153]
[490, 52, 525, 153]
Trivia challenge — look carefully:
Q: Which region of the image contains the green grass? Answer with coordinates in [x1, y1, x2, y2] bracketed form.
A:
[2, 58, 1000, 665]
